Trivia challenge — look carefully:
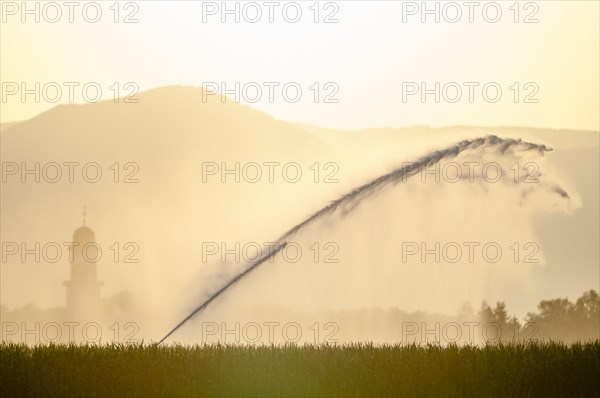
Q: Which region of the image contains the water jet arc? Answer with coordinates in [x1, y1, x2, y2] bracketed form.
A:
[158, 135, 554, 344]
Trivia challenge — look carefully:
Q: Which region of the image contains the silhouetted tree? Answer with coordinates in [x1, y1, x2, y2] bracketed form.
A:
[479, 301, 521, 343]
[525, 290, 599, 342]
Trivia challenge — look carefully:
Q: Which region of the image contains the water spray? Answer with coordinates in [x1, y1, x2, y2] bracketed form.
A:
[158, 135, 562, 344]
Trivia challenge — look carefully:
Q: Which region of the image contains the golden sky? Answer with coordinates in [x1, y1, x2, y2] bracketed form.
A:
[1, 0, 599, 130]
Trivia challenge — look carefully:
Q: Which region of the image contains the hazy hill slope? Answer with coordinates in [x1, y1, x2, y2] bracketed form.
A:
[2, 85, 330, 162]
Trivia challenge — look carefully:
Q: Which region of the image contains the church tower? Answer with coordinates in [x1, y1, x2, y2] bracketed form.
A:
[64, 209, 103, 319]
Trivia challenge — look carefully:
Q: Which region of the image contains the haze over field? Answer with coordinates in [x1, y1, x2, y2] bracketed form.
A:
[1, 1, 598, 345]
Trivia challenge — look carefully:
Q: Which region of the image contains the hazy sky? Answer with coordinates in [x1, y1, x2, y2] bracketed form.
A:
[1, 0, 599, 130]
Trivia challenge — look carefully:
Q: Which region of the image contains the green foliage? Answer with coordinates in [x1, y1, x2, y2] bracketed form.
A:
[1, 341, 599, 397]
